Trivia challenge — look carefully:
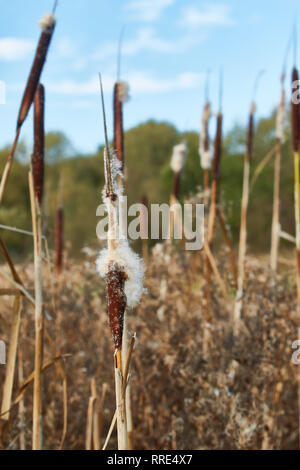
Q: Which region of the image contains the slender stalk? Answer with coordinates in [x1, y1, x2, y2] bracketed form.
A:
[1, 295, 22, 420]
[291, 64, 300, 448]
[234, 102, 256, 334]
[18, 350, 26, 450]
[29, 170, 44, 450]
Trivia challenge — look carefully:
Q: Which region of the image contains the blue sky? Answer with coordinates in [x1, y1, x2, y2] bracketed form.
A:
[0, 0, 299, 154]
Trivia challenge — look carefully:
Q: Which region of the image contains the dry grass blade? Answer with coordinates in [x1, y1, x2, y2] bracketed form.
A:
[1, 296, 22, 421]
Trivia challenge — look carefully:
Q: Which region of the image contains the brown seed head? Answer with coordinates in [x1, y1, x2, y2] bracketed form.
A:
[16, 15, 55, 131]
[32, 83, 45, 205]
[291, 67, 300, 152]
[106, 264, 127, 350]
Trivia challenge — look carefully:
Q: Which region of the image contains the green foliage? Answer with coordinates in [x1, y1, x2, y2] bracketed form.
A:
[0, 110, 295, 259]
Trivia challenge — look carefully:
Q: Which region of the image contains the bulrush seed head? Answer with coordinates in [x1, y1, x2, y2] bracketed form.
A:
[32, 83, 45, 206]
[16, 13, 56, 131]
[292, 67, 300, 152]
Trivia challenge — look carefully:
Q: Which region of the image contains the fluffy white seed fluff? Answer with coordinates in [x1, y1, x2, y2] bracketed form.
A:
[199, 103, 213, 169]
[199, 142, 213, 170]
[117, 81, 130, 103]
[170, 141, 187, 173]
[39, 13, 55, 32]
[96, 241, 145, 308]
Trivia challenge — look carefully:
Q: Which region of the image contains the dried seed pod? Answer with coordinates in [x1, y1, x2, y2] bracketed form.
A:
[106, 264, 127, 350]
[291, 67, 300, 152]
[32, 83, 45, 206]
[16, 13, 56, 131]
[54, 207, 63, 275]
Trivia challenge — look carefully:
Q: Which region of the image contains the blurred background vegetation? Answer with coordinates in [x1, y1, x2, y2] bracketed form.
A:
[0, 107, 295, 260]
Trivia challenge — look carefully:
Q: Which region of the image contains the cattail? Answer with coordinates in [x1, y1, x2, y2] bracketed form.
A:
[54, 207, 64, 275]
[170, 141, 187, 200]
[0, 9, 56, 203]
[113, 81, 129, 173]
[199, 103, 213, 170]
[207, 111, 223, 250]
[17, 14, 55, 131]
[32, 84, 45, 206]
[292, 67, 300, 152]
[96, 75, 144, 449]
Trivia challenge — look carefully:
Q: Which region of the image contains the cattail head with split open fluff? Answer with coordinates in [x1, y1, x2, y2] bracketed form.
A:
[98, 75, 144, 350]
[16, 12, 56, 131]
[113, 82, 129, 172]
[246, 102, 256, 163]
[170, 141, 187, 199]
[170, 141, 187, 173]
[291, 67, 300, 152]
[32, 83, 45, 206]
[199, 102, 213, 169]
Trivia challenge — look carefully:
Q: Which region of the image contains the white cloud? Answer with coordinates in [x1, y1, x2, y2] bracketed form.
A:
[93, 27, 206, 60]
[0, 37, 35, 61]
[126, 0, 175, 22]
[45, 71, 203, 95]
[181, 4, 234, 27]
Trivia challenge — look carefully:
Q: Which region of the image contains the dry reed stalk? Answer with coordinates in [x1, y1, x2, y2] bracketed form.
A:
[291, 65, 300, 447]
[102, 334, 135, 450]
[0, 296, 22, 421]
[271, 75, 286, 270]
[233, 102, 256, 335]
[54, 207, 64, 275]
[216, 208, 238, 287]
[208, 112, 223, 245]
[18, 350, 26, 450]
[29, 170, 44, 450]
[0, 237, 24, 426]
[29, 83, 45, 449]
[0, 9, 56, 203]
[249, 145, 277, 192]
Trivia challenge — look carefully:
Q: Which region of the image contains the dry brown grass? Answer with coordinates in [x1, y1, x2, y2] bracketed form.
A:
[0, 243, 298, 449]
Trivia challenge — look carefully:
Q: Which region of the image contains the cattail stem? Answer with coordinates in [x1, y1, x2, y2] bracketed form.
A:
[234, 104, 255, 334]
[29, 170, 44, 450]
[291, 65, 300, 447]
[114, 349, 128, 450]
